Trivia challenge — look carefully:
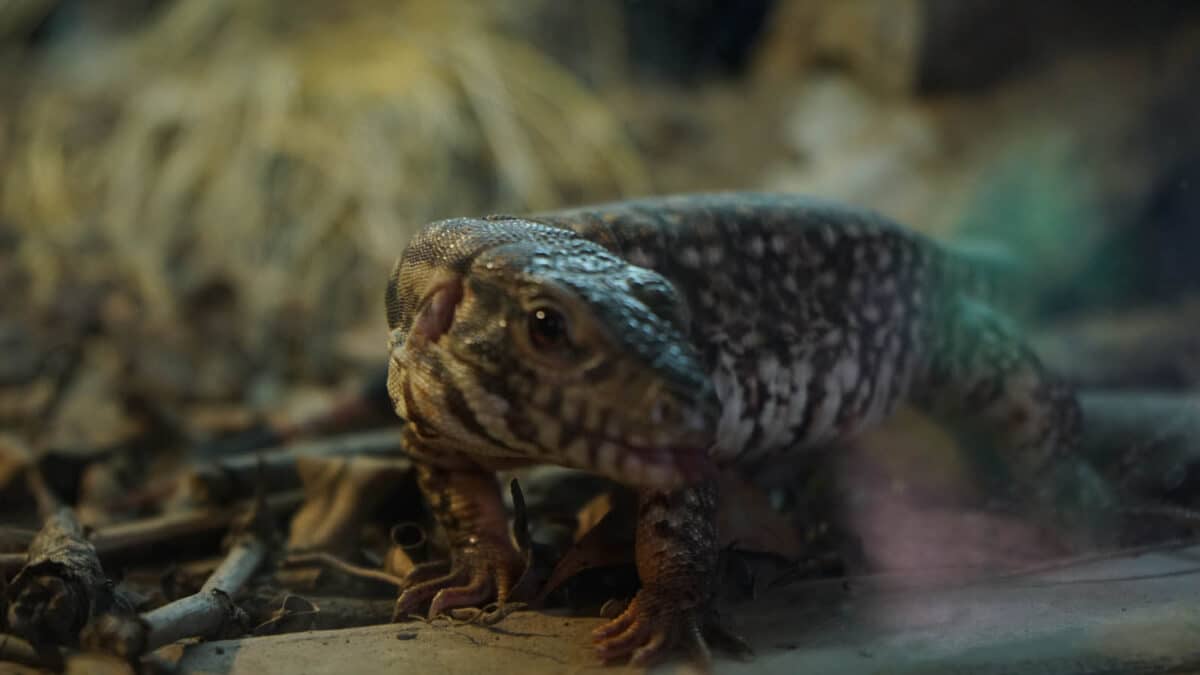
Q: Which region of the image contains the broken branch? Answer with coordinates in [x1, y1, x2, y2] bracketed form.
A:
[4, 506, 125, 647]
[3, 491, 303, 583]
[82, 528, 269, 657]
[176, 429, 406, 507]
[90, 491, 301, 563]
[243, 592, 396, 634]
[283, 552, 405, 590]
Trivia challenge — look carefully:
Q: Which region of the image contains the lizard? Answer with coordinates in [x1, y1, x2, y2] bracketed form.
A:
[382, 192, 1112, 665]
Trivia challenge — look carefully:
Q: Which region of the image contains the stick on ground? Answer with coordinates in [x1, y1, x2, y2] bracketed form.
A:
[4, 507, 126, 647]
[82, 506, 274, 657]
[3, 491, 302, 579]
[176, 429, 406, 507]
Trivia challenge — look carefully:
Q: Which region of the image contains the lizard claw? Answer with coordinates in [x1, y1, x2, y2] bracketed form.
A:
[593, 589, 749, 667]
[392, 538, 524, 621]
[429, 566, 493, 618]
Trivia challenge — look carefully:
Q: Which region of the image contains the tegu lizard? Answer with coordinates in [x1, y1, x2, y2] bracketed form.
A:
[383, 192, 1110, 665]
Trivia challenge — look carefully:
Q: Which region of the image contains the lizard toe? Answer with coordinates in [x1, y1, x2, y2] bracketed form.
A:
[595, 618, 654, 662]
[629, 630, 669, 667]
[592, 590, 692, 665]
[593, 588, 750, 666]
[392, 567, 468, 621]
[428, 567, 494, 618]
[402, 560, 453, 586]
[392, 537, 525, 622]
[591, 596, 638, 640]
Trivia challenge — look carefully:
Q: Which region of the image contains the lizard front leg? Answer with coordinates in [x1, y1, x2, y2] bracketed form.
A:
[593, 480, 731, 666]
[393, 437, 525, 620]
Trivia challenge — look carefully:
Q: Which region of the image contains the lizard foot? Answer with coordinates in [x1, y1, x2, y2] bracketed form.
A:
[392, 536, 525, 621]
[592, 589, 750, 666]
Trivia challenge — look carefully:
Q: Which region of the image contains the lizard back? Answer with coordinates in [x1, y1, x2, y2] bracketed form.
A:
[526, 192, 970, 463]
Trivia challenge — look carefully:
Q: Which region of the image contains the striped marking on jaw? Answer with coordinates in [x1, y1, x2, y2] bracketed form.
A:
[551, 431, 713, 489]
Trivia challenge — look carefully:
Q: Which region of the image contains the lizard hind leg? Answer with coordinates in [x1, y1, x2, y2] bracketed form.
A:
[914, 296, 1116, 545]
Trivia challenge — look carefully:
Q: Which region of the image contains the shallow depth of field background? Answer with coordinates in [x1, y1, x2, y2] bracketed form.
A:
[1, 0, 1198, 518]
[0, 3, 1199, 671]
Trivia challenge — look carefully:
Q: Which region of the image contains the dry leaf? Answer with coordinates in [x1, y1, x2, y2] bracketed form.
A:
[287, 455, 411, 554]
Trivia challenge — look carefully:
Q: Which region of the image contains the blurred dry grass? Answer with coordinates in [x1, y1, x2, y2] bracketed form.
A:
[0, 0, 55, 41]
[1, 0, 647, 377]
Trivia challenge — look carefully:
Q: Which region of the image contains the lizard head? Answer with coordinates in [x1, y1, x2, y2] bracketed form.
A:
[386, 217, 718, 489]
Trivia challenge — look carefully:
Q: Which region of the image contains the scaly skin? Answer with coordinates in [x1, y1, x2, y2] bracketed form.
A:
[384, 193, 1110, 665]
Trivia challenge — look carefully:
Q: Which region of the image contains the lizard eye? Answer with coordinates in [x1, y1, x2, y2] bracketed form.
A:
[527, 306, 569, 350]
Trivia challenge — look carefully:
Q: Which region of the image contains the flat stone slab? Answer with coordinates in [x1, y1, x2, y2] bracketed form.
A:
[177, 544, 1200, 674]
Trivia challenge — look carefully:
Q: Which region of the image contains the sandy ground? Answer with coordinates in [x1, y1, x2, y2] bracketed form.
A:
[172, 544, 1200, 674]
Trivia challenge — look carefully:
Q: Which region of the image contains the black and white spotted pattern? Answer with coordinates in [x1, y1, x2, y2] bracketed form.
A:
[537, 193, 962, 466]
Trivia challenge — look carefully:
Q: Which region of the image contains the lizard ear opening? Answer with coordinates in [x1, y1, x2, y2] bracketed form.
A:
[412, 277, 464, 344]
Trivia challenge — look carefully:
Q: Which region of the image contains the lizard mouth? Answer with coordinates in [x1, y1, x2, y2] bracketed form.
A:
[624, 443, 715, 488]
[577, 432, 716, 489]
[518, 394, 716, 488]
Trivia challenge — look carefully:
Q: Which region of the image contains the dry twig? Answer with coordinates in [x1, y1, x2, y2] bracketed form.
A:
[244, 592, 395, 634]
[90, 491, 301, 563]
[82, 502, 275, 657]
[4, 507, 127, 647]
[4, 467, 129, 648]
[0, 490, 304, 578]
[174, 429, 405, 507]
[283, 552, 405, 590]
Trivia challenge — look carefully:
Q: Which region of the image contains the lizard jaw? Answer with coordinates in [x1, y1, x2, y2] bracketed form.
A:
[564, 434, 715, 489]
[618, 444, 715, 489]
